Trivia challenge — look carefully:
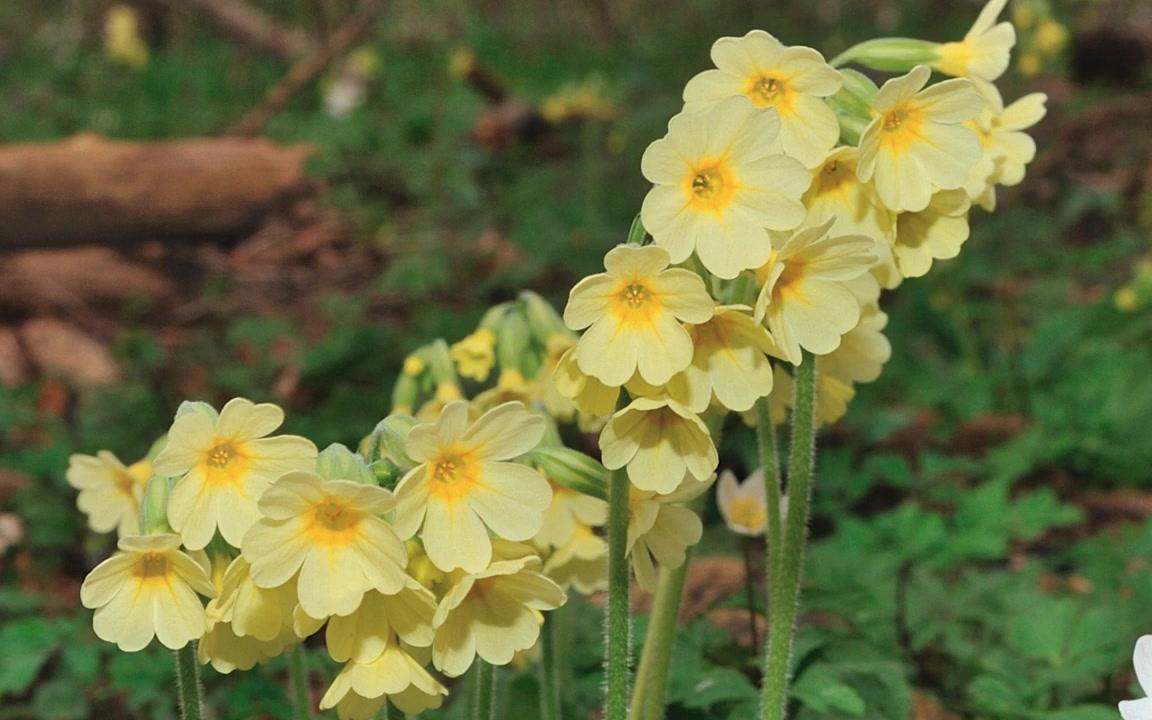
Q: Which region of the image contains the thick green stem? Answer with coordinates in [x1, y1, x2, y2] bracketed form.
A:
[174, 643, 204, 720]
[289, 644, 313, 720]
[472, 661, 494, 720]
[539, 613, 561, 720]
[605, 466, 631, 720]
[760, 355, 818, 720]
[629, 556, 691, 720]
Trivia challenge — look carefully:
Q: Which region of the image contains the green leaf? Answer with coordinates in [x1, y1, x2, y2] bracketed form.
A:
[793, 665, 867, 716]
[0, 617, 60, 696]
[679, 667, 758, 710]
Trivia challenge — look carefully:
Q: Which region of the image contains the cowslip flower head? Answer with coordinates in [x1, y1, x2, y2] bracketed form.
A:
[431, 555, 566, 677]
[717, 469, 769, 536]
[857, 65, 983, 213]
[1121, 635, 1152, 720]
[931, 0, 1016, 95]
[153, 398, 318, 550]
[242, 460, 408, 619]
[450, 328, 496, 382]
[753, 221, 877, 365]
[393, 401, 551, 573]
[965, 87, 1047, 210]
[803, 147, 900, 289]
[640, 96, 809, 278]
[306, 580, 437, 664]
[320, 642, 448, 720]
[80, 533, 215, 651]
[893, 190, 971, 278]
[208, 555, 297, 643]
[679, 304, 777, 413]
[628, 479, 710, 591]
[563, 244, 714, 386]
[599, 396, 718, 495]
[682, 30, 842, 168]
[67, 450, 152, 537]
[553, 346, 621, 419]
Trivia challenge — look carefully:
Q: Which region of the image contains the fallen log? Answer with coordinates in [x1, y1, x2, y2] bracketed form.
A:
[0, 134, 314, 248]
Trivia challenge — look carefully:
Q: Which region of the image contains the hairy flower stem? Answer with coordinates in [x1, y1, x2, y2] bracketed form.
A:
[605, 465, 632, 720]
[761, 355, 817, 720]
[174, 643, 204, 720]
[629, 552, 691, 720]
[472, 661, 495, 720]
[539, 613, 561, 720]
[289, 644, 313, 720]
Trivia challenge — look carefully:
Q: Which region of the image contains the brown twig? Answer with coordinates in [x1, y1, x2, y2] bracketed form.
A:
[161, 0, 315, 61]
[227, 1, 385, 137]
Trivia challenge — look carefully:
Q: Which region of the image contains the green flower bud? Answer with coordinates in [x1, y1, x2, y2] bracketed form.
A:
[138, 475, 174, 534]
[496, 310, 532, 375]
[370, 458, 403, 491]
[830, 38, 939, 72]
[531, 446, 608, 501]
[519, 291, 570, 346]
[367, 414, 420, 470]
[316, 443, 375, 484]
[829, 69, 878, 146]
[391, 372, 419, 416]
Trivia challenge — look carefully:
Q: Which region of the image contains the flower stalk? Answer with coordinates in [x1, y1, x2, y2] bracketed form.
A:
[472, 661, 495, 720]
[605, 465, 632, 720]
[629, 554, 691, 720]
[761, 355, 818, 720]
[288, 645, 313, 720]
[174, 643, 204, 720]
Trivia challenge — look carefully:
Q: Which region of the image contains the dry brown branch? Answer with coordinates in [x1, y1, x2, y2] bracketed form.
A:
[161, 0, 315, 60]
[227, 1, 385, 137]
[0, 134, 313, 248]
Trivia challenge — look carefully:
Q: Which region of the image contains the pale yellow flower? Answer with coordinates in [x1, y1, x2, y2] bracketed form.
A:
[753, 221, 877, 365]
[770, 362, 857, 428]
[432, 555, 566, 676]
[307, 580, 437, 664]
[320, 642, 448, 719]
[473, 368, 533, 412]
[536, 334, 578, 421]
[857, 66, 983, 213]
[552, 346, 620, 418]
[153, 398, 318, 550]
[640, 96, 810, 278]
[198, 616, 294, 674]
[198, 557, 297, 673]
[80, 533, 215, 651]
[542, 525, 608, 595]
[242, 470, 407, 619]
[599, 396, 718, 495]
[450, 328, 497, 382]
[893, 190, 971, 278]
[964, 87, 1047, 210]
[104, 4, 149, 69]
[716, 469, 768, 536]
[678, 305, 777, 413]
[683, 30, 842, 168]
[932, 0, 1016, 94]
[393, 401, 551, 573]
[628, 480, 710, 592]
[819, 305, 892, 386]
[67, 451, 152, 537]
[563, 244, 714, 386]
[803, 147, 900, 289]
[534, 481, 608, 549]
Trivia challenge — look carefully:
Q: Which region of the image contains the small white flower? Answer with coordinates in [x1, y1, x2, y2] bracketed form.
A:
[1120, 636, 1152, 720]
[716, 469, 783, 537]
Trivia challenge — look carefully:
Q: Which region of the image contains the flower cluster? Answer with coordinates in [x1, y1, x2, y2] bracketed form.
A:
[558, 0, 1045, 570]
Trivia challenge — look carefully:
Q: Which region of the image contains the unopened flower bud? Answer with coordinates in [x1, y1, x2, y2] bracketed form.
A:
[138, 475, 174, 534]
[531, 447, 607, 501]
[316, 443, 375, 484]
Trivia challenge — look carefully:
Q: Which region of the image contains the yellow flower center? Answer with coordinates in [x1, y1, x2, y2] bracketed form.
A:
[427, 448, 479, 505]
[879, 103, 924, 153]
[134, 552, 170, 581]
[965, 118, 994, 148]
[728, 496, 767, 531]
[610, 280, 662, 327]
[775, 258, 807, 300]
[308, 498, 363, 547]
[809, 159, 855, 199]
[685, 160, 736, 214]
[203, 443, 250, 487]
[744, 74, 794, 113]
[114, 470, 137, 497]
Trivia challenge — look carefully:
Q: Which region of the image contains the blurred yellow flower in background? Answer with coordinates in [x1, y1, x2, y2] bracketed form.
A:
[931, 0, 1016, 94]
[67, 450, 152, 537]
